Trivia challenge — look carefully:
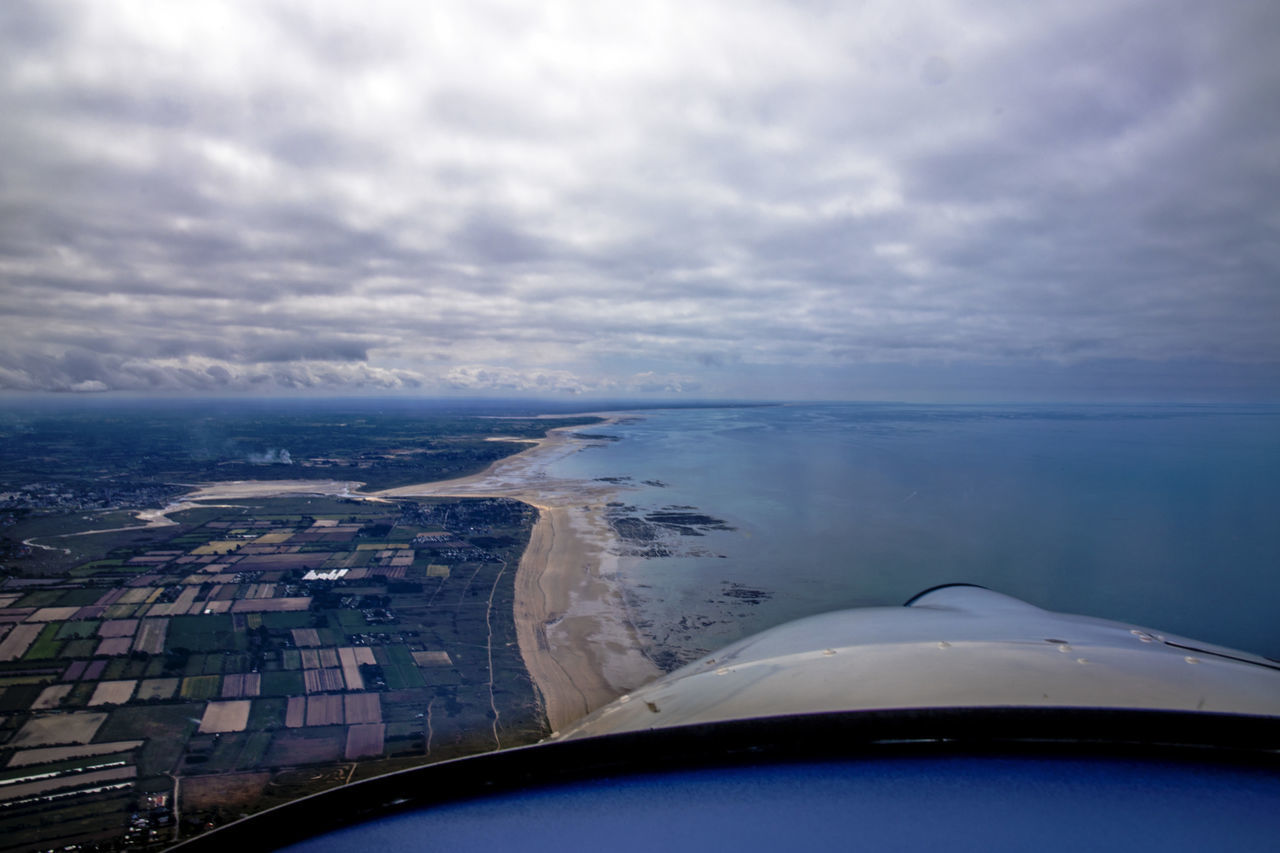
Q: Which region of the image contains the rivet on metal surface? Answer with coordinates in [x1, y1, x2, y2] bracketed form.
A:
[1184, 656, 1200, 664]
[715, 668, 730, 676]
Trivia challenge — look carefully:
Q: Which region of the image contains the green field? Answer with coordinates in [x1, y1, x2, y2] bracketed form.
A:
[260, 671, 304, 697]
[180, 675, 222, 700]
[22, 624, 63, 661]
[379, 645, 426, 689]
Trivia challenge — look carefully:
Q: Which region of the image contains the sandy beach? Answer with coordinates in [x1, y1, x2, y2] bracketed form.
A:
[161, 417, 661, 734]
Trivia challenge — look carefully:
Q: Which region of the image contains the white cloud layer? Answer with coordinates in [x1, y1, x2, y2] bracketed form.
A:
[1, 0, 1278, 399]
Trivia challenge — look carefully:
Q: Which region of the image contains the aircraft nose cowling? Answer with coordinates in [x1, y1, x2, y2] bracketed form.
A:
[550, 584, 1280, 740]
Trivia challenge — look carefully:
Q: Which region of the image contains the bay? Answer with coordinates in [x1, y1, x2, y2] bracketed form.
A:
[546, 403, 1280, 666]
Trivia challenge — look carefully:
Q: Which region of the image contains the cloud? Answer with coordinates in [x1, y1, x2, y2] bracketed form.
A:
[1, 1, 1278, 399]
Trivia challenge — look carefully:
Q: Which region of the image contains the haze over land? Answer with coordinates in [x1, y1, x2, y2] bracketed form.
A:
[2, 1, 1279, 402]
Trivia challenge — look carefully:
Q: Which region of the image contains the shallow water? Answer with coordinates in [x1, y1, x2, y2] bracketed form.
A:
[544, 404, 1280, 664]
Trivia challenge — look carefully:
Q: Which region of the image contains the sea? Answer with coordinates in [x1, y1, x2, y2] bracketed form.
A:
[540, 403, 1280, 666]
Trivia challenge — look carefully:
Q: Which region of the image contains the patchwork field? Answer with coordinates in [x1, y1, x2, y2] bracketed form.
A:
[0, 494, 546, 850]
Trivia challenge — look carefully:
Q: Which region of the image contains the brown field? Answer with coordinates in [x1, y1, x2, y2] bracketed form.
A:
[306, 695, 344, 726]
[180, 771, 271, 811]
[0, 624, 43, 661]
[27, 606, 82, 623]
[95, 637, 133, 656]
[135, 678, 179, 701]
[235, 553, 326, 570]
[31, 684, 74, 710]
[89, 680, 137, 706]
[303, 668, 345, 693]
[198, 700, 252, 733]
[10, 712, 107, 747]
[7, 740, 144, 767]
[343, 693, 381, 725]
[344, 724, 385, 760]
[338, 647, 365, 690]
[300, 649, 320, 669]
[219, 673, 262, 699]
[97, 619, 138, 638]
[284, 696, 306, 728]
[117, 588, 155, 604]
[0, 766, 136, 803]
[412, 651, 453, 666]
[264, 731, 343, 767]
[291, 628, 321, 647]
[230, 597, 311, 613]
[192, 540, 242, 555]
[318, 648, 339, 668]
[147, 588, 200, 616]
[132, 617, 168, 654]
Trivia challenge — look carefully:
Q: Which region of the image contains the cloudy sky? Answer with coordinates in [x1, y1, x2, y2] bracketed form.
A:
[1, 1, 1277, 401]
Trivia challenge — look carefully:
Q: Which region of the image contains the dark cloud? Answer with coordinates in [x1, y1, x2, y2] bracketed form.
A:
[0, 1, 1277, 400]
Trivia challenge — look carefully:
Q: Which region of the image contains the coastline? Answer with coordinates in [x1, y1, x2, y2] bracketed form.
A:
[375, 417, 662, 732]
[166, 415, 661, 734]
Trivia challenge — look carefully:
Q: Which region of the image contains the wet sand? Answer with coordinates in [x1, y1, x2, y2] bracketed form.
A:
[150, 418, 661, 734]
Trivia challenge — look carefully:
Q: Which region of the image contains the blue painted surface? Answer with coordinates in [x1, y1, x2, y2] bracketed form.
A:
[283, 755, 1280, 852]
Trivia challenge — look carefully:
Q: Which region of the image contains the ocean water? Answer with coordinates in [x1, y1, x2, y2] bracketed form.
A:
[545, 404, 1280, 665]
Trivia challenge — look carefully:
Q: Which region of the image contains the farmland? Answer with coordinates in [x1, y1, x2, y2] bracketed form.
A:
[0, 494, 543, 850]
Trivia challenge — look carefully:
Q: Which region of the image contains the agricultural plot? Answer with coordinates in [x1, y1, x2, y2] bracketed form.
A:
[0, 492, 545, 849]
[291, 628, 321, 647]
[135, 678, 179, 701]
[95, 638, 132, 656]
[413, 651, 452, 666]
[7, 741, 143, 768]
[10, 712, 107, 748]
[21, 624, 62, 660]
[54, 620, 99, 640]
[343, 693, 381, 725]
[344, 724, 385, 760]
[220, 673, 261, 699]
[181, 675, 222, 700]
[305, 695, 344, 726]
[132, 617, 167, 653]
[0, 766, 136, 804]
[284, 696, 306, 728]
[31, 684, 73, 710]
[88, 680, 137, 706]
[198, 700, 252, 734]
[96, 614, 136, 635]
[0, 624, 45, 661]
[27, 607, 81, 623]
[377, 645, 426, 689]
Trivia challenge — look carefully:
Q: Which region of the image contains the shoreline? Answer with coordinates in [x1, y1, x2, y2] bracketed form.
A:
[375, 416, 662, 732]
[157, 414, 661, 734]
